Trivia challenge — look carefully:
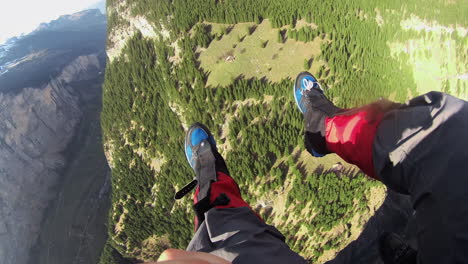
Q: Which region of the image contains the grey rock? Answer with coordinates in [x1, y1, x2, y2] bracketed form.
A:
[0, 54, 101, 264]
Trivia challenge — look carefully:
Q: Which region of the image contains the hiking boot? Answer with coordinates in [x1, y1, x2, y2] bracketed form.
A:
[379, 232, 417, 264]
[176, 122, 228, 200]
[176, 123, 232, 229]
[294, 72, 341, 157]
[184, 122, 217, 170]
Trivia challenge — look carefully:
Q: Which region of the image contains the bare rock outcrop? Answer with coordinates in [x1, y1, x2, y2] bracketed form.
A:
[0, 54, 102, 264]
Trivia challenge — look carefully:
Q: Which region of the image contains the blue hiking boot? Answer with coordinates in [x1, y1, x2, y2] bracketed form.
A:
[294, 71, 324, 114]
[184, 122, 217, 170]
[175, 123, 229, 200]
[176, 123, 231, 229]
[294, 72, 341, 157]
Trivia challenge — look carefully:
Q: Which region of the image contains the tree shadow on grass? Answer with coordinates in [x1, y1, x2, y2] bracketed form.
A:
[249, 25, 258, 35]
[226, 25, 234, 35]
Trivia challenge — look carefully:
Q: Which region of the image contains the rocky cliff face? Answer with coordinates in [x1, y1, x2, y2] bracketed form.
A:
[0, 54, 103, 264]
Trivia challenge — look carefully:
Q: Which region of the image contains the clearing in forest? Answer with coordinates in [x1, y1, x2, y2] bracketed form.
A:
[199, 19, 324, 87]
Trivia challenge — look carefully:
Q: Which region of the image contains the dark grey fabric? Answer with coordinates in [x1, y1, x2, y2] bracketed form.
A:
[186, 92, 467, 264]
[187, 207, 307, 264]
[373, 91, 468, 264]
[195, 140, 218, 200]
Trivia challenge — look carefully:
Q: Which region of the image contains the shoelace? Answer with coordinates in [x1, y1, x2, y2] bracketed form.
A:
[302, 80, 341, 117]
[303, 78, 323, 92]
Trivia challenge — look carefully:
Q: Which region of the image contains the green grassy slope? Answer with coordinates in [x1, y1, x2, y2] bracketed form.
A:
[199, 20, 324, 86]
[100, 0, 467, 263]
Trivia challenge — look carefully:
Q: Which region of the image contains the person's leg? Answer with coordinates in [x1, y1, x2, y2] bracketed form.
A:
[293, 72, 400, 179]
[372, 92, 468, 264]
[323, 92, 468, 263]
[295, 73, 468, 263]
[177, 123, 306, 264]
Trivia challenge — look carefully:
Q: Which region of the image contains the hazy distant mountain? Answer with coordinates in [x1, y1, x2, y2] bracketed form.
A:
[88, 0, 107, 14]
[35, 9, 105, 32]
[0, 9, 106, 92]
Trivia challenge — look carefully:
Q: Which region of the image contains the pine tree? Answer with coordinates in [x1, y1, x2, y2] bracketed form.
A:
[246, 25, 252, 35]
[277, 30, 283, 43]
[303, 58, 310, 70]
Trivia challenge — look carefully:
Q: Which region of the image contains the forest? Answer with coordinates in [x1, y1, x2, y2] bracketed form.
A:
[100, 0, 467, 263]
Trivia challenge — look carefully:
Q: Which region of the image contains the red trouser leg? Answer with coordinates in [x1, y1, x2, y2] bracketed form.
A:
[193, 172, 257, 229]
[193, 172, 251, 208]
[325, 109, 385, 179]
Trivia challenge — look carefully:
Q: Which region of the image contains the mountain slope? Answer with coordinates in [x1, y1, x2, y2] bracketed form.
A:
[0, 9, 108, 264]
[101, 0, 466, 263]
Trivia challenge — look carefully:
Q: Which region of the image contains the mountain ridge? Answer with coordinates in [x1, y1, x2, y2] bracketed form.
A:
[35, 9, 105, 33]
[0, 9, 106, 93]
[0, 7, 109, 264]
